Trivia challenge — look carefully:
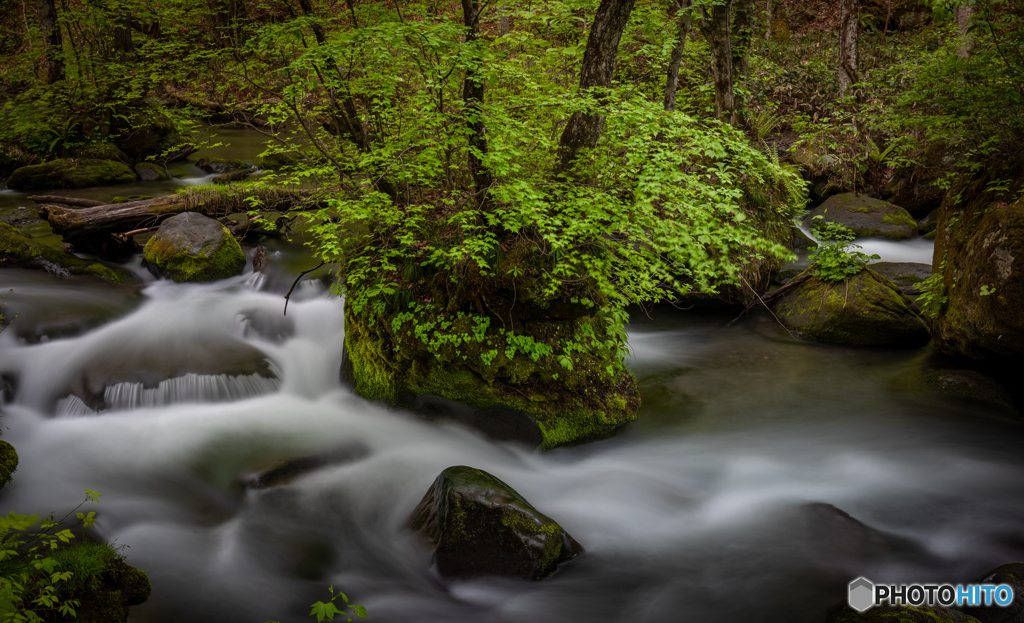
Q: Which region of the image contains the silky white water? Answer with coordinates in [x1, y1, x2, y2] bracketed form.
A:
[1, 270, 1022, 623]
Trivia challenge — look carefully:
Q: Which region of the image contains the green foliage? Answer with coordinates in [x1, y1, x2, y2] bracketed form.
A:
[266, 586, 367, 623]
[918, 271, 949, 319]
[0, 490, 104, 623]
[808, 215, 880, 283]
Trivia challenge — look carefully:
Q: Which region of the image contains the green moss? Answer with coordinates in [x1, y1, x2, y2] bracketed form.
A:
[0, 223, 135, 284]
[500, 508, 564, 571]
[0, 440, 18, 490]
[112, 195, 154, 203]
[825, 603, 980, 623]
[882, 213, 918, 229]
[7, 159, 136, 191]
[142, 214, 245, 282]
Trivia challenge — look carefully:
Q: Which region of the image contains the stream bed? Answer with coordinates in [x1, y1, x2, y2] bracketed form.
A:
[3, 132, 1022, 623]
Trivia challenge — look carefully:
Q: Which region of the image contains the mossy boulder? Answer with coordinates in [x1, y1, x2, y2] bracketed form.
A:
[823, 603, 979, 623]
[811, 179, 843, 206]
[6, 159, 137, 191]
[0, 223, 134, 283]
[871, 262, 933, 288]
[111, 104, 182, 161]
[47, 543, 151, 623]
[962, 562, 1024, 623]
[772, 269, 930, 346]
[342, 300, 640, 449]
[142, 212, 246, 282]
[408, 466, 583, 581]
[792, 226, 817, 251]
[74, 141, 131, 163]
[134, 162, 168, 181]
[930, 187, 1024, 360]
[807, 193, 919, 240]
[0, 440, 17, 491]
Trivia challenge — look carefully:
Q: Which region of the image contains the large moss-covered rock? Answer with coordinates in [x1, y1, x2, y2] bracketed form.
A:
[807, 193, 919, 240]
[962, 562, 1024, 623]
[930, 186, 1024, 360]
[342, 301, 640, 449]
[48, 544, 151, 623]
[6, 159, 136, 191]
[772, 269, 930, 346]
[408, 466, 583, 581]
[0, 440, 17, 490]
[112, 104, 182, 161]
[823, 603, 979, 623]
[0, 223, 134, 283]
[143, 212, 246, 282]
[134, 162, 168, 181]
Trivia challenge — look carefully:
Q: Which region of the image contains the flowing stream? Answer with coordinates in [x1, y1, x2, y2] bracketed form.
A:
[3, 132, 1023, 623]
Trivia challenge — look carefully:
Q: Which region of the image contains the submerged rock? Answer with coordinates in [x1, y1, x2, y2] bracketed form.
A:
[806, 193, 919, 240]
[0, 440, 17, 490]
[7, 159, 136, 191]
[772, 269, 930, 347]
[0, 223, 134, 283]
[143, 212, 246, 282]
[823, 603, 979, 623]
[134, 162, 169, 181]
[962, 562, 1024, 623]
[930, 188, 1024, 360]
[408, 466, 583, 581]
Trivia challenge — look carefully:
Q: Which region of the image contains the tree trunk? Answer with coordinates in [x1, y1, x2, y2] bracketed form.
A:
[696, 3, 736, 125]
[731, 0, 754, 83]
[462, 0, 493, 201]
[765, 0, 772, 40]
[838, 0, 859, 99]
[34, 0, 63, 84]
[664, 0, 694, 112]
[557, 0, 638, 173]
[956, 5, 973, 58]
[114, 11, 133, 60]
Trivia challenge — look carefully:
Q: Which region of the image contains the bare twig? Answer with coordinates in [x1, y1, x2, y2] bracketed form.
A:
[283, 260, 326, 316]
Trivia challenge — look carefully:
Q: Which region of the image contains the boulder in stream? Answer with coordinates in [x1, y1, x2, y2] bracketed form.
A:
[50, 544, 152, 623]
[408, 466, 583, 581]
[823, 603, 979, 623]
[806, 193, 919, 241]
[196, 157, 249, 174]
[772, 269, 930, 347]
[962, 562, 1024, 623]
[134, 162, 169, 181]
[143, 212, 246, 282]
[0, 440, 18, 490]
[6, 159, 137, 191]
[0, 223, 134, 283]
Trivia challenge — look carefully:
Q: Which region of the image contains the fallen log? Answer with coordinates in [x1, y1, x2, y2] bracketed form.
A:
[27, 195, 105, 207]
[38, 187, 317, 244]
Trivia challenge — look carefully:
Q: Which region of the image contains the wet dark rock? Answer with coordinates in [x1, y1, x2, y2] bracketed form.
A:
[806, 193, 919, 240]
[213, 168, 253, 184]
[143, 212, 246, 282]
[962, 562, 1024, 623]
[408, 466, 583, 581]
[240, 444, 370, 489]
[919, 209, 939, 235]
[134, 162, 168, 181]
[793, 226, 817, 251]
[772, 267, 804, 286]
[0, 440, 18, 490]
[823, 603, 979, 623]
[7, 159, 137, 191]
[772, 269, 930, 347]
[870, 262, 932, 288]
[0, 206, 45, 229]
[921, 369, 1016, 414]
[811, 180, 843, 206]
[0, 223, 135, 283]
[196, 158, 248, 174]
[797, 503, 925, 563]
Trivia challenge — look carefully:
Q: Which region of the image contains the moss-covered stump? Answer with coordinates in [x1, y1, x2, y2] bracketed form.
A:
[6, 159, 136, 191]
[930, 189, 1024, 361]
[0, 223, 134, 283]
[962, 562, 1024, 623]
[45, 543, 152, 623]
[134, 162, 168, 181]
[0, 440, 18, 490]
[772, 269, 930, 347]
[342, 300, 640, 449]
[807, 193, 919, 240]
[823, 603, 980, 623]
[408, 466, 583, 581]
[143, 212, 245, 282]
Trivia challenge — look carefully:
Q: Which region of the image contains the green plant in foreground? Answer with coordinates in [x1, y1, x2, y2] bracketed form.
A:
[266, 586, 368, 623]
[808, 215, 880, 283]
[0, 490, 102, 622]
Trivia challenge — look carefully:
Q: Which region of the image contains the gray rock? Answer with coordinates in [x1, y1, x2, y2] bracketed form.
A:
[806, 193, 919, 240]
[134, 162, 169, 181]
[870, 262, 932, 288]
[142, 212, 246, 282]
[963, 562, 1024, 623]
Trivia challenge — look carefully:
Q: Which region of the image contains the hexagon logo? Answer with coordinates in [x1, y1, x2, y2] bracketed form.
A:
[848, 577, 875, 612]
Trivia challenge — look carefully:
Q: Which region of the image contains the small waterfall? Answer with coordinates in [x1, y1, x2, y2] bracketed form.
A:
[55, 394, 97, 417]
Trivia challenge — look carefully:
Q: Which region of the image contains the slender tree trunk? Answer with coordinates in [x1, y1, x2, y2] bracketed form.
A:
[34, 0, 63, 84]
[731, 0, 754, 82]
[557, 0, 637, 173]
[664, 0, 694, 112]
[114, 11, 133, 60]
[462, 0, 493, 200]
[696, 3, 736, 125]
[956, 5, 973, 58]
[765, 0, 772, 40]
[838, 0, 859, 99]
